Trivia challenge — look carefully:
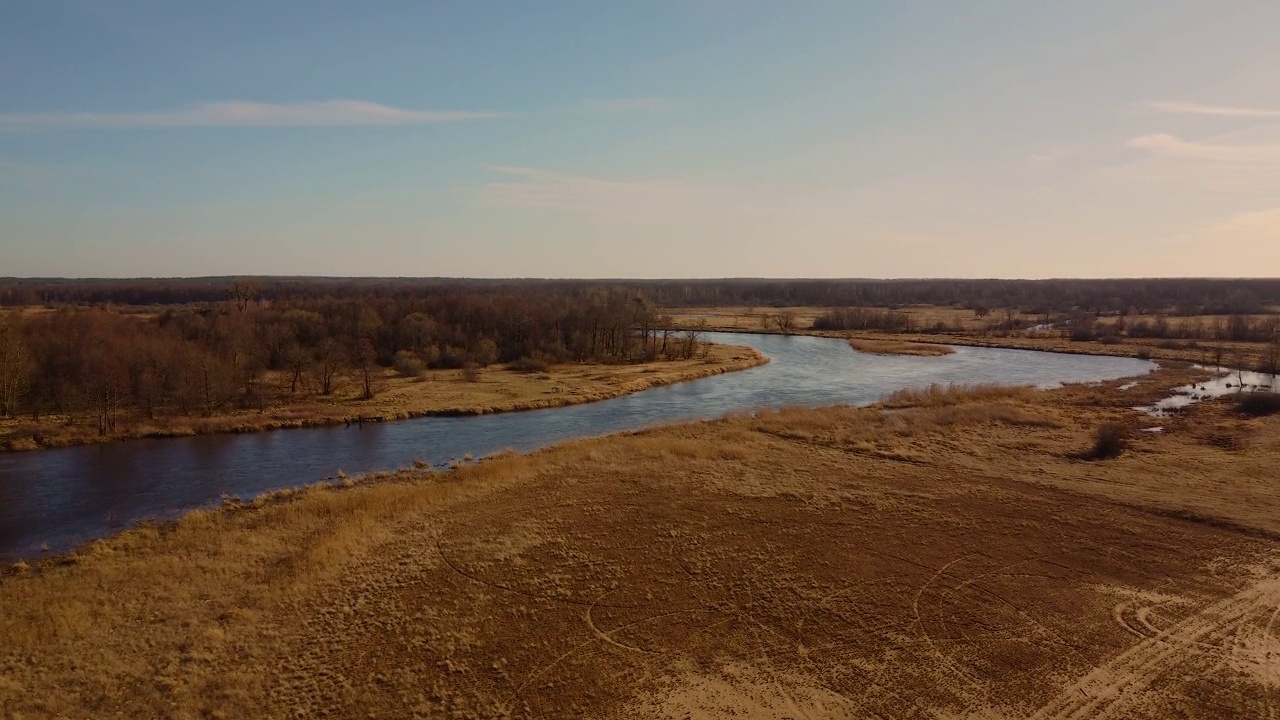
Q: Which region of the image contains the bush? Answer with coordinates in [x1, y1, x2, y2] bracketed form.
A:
[1237, 392, 1280, 417]
[1087, 423, 1128, 460]
[392, 350, 427, 378]
[505, 356, 549, 373]
[1098, 335, 1122, 345]
[468, 338, 499, 367]
[1069, 327, 1097, 342]
[1135, 348, 1152, 360]
[461, 363, 481, 382]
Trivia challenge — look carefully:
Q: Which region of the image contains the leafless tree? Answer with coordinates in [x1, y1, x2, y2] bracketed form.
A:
[0, 321, 30, 418]
[772, 310, 799, 334]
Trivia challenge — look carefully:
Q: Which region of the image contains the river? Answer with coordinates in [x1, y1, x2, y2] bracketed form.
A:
[0, 332, 1155, 561]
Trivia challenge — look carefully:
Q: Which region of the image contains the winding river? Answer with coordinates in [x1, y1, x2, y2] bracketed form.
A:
[0, 332, 1155, 561]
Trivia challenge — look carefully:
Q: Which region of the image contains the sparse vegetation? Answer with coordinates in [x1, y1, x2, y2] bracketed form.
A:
[3, 370, 1279, 718]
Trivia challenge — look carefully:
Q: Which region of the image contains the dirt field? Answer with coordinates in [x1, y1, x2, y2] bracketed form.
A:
[3, 371, 1280, 718]
[0, 343, 766, 452]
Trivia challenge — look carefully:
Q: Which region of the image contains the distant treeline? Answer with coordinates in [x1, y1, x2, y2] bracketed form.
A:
[0, 290, 696, 433]
[3, 277, 1279, 316]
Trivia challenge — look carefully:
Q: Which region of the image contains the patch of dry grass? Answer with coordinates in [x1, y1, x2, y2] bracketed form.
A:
[848, 337, 954, 356]
[879, 382, 1036, 408]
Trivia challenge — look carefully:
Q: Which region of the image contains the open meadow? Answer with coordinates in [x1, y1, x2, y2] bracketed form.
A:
[4, 366, 1279, 718]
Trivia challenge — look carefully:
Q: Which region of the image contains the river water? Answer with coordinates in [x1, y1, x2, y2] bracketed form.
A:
[0, 332, 1155, 561]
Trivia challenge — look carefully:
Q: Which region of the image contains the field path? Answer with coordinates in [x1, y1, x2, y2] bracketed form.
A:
[1029, 566, 1280, 720]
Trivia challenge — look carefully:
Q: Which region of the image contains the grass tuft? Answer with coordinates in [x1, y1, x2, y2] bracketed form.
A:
[1085, 423, 1128, 460]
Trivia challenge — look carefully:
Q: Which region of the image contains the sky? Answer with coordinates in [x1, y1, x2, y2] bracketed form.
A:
[2, 1, 1279, 279]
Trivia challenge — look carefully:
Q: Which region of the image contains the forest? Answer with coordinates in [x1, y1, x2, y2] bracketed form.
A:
[4, 277, 1280, 315]
[0, 288, 692, 434]
[3, 277, 1279, 435]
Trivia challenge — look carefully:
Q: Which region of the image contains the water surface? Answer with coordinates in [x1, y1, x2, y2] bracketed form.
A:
[0, 332, 1155, 561]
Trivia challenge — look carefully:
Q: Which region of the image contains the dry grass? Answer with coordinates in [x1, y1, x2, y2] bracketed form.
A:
[0, 343, 767, 452]
[4, 367, 1280, 718]
[880, 382, 1036, 407]
[848, 337, 954, 356]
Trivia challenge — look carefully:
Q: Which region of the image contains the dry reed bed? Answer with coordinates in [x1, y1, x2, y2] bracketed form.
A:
[3, 366, 1279, 718]
[847, 338, 954, 356]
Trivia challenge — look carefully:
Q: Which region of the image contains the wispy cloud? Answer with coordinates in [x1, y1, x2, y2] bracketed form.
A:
[581, 97, 672, 114]
[0, 100, 502, 129]
[479, 165, 733, 214]
[1029, 145, 1079, 167]
[1127, 133, 1280, 164]
[1148, 101, 1280, 118]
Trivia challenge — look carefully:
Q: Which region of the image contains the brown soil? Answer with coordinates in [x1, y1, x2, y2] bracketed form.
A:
[0, 343, 766, 453]
[3, 369, 1279, 718]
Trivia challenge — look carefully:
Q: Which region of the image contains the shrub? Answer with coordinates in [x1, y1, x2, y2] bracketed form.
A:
[468, 338, 499, 367]
[437, 345, 467, 369]
[1069, 327, 1096, 342]
[1237, 392, 1280, 417]
[392, 351, 427, 378]
[461, 363, 481, 383]
[505, 356, 549, 373]
[1135, 348, 1152, 360]
[1157, 339, 1183, 350]
[1086, 423, 1128, 460]
[1098, 335, 1122, 345]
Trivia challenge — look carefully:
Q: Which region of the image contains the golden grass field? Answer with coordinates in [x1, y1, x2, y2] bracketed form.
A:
[4, 365, 1280, 718]
[0, 343, 766, 452]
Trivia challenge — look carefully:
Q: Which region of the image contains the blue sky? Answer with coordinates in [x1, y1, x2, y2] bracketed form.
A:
[3, 1, 1279, 278]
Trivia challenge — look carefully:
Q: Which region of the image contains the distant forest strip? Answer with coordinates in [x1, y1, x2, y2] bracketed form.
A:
[0, 289, 700, 434]
[3, 277, 1280, 315]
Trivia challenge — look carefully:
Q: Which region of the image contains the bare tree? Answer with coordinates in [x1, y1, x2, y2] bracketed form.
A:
[0, 321, 31, 418]
[772, 310, 799, 334]
[353, 338, 379, 400]
[230, 282, 260, 313]
[314, 338, 344, 396]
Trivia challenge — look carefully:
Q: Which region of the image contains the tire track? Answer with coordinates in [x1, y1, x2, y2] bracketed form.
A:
[1029, 573, 1280, 720]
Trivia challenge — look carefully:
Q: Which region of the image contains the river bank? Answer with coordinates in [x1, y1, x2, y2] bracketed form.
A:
[3, 363, 1277, 718]
[0, 343, 767, 453]
[664, 305, 1277, 369]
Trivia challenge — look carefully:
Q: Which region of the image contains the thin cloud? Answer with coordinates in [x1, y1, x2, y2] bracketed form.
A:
[1149, 101, 1280, 118]
[1029, 146, 1078, 167]
[479, 165, 737, 215]
[581, 97, 672, 114]
[0, 100, 502, 129]
[1127, 133, 1280, 164]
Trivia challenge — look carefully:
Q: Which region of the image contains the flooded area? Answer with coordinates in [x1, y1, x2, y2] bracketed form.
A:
[1139, 366, 1278, 416]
